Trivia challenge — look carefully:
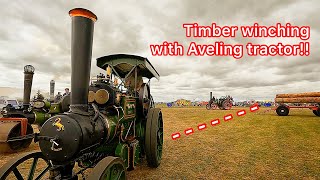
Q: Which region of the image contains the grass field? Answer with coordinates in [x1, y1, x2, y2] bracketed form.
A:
[128, 107, 320, 179]
[0, 107, 319, 179]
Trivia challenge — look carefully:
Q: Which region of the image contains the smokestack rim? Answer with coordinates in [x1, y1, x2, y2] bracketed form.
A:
[69, 8, 97, 22]
[24, 65, 35, 74]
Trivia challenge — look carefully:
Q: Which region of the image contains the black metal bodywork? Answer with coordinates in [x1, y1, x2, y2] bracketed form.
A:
[23, 65, 35, 110]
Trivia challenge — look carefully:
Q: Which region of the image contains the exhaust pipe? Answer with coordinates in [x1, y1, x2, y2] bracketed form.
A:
[69, 8, 97, 112]
[50, 80, 55, 100]
[210, 92, 212, 100]
[23, 65, 35, 110]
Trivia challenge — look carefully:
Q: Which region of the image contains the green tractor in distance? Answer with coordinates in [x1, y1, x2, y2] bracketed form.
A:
[206, 92, 233, 110]
[0, 65, 70, 152]
[0, 8, 163, 180]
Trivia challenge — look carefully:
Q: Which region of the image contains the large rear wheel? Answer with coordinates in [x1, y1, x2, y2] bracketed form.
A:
[276, 105, 289, 116]
[139, 83, 151, 118]
[313, 107, 320, 117]
[222, 100, 232, 110]
[145, 108, 163, 168]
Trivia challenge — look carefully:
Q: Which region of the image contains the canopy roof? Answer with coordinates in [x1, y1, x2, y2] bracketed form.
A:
[96, 54, 160, 80]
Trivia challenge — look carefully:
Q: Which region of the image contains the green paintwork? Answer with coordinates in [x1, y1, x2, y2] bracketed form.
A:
[124, 100, 135, 117]
[135, 122, 145, 139]
[31, 100, 66, 126]
[44, 101, 51, 109]
[104, 115, 118, 143]
[115, 143, 129, 169]
[95, 140, 118, 154]
[133, 140, 141, 166]
[119, 96, 137, 123]
[49, 103, 61, 114]
[33, 111, 49, 125]
[135, 121, 145, 155]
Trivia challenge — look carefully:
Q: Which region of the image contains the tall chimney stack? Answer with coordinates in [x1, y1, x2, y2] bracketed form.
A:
[68, 8, 97, 112]
[23, 65, 35, 110]
[210, 92, 212, 100]
[50, 80, 55, 100]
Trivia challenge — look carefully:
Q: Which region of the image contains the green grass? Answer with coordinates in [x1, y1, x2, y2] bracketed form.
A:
[0, 107, 319, 179]
[128, 107, 320, 179]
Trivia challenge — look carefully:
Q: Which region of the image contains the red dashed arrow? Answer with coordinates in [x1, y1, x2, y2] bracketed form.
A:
[184, 128, 194, 135]
[250, 105, 259, 112]
[224, 114, 233, 121]
[171, 106, 260, 140]
[198, 123, 207, 130]
[237, 110, 246, 116]
[171, 132, 181, 140]
[211, 119, 220, 126]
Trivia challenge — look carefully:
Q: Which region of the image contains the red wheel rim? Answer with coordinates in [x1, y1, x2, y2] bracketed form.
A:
[225, 102, 232, 110]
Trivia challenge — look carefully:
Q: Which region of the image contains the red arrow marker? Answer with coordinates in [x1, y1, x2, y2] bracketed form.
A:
[237, 110, 246, 116]
[250, 105, 259, 112]
[184, 128, 194, 135]
[211, 119, 220, 126]
[224, 114, 233, 121]
[198, 123, 207, 130]
[171, 132, 181, 140]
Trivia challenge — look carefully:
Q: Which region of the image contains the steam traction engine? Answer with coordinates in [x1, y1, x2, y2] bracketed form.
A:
[0, 65, 70, 152]
[206, 92, 233, 110]
[0, 8, 163, 180]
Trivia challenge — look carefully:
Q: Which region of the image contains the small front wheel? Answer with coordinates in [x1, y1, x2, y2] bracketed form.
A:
[211, 104, 218, 110]
[87, 156, 126, 180]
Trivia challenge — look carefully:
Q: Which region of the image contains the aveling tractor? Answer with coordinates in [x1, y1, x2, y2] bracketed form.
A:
[0, 8, 163, 180]
[206, 92, 233, 110]
[0, 65, 70, 152]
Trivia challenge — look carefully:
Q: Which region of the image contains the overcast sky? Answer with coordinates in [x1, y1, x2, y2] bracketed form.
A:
[0, 0, 319, 102]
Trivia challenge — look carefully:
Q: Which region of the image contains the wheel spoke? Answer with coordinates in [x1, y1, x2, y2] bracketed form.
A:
[0, 152, 50, 180]
[34, 165, 50, 180]
[110, 166, 119, 179]
[104, 167, 111, 179]
[13, 168, 24, 180]
[157, 145, 163, 160]
[27, 157, 38, 180]
[158, 131, 163, 136]
[116, 169, 125, 180]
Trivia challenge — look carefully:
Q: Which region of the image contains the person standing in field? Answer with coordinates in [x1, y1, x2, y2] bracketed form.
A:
[63, 88, 70, 96]
[54, 92, 62, 102]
